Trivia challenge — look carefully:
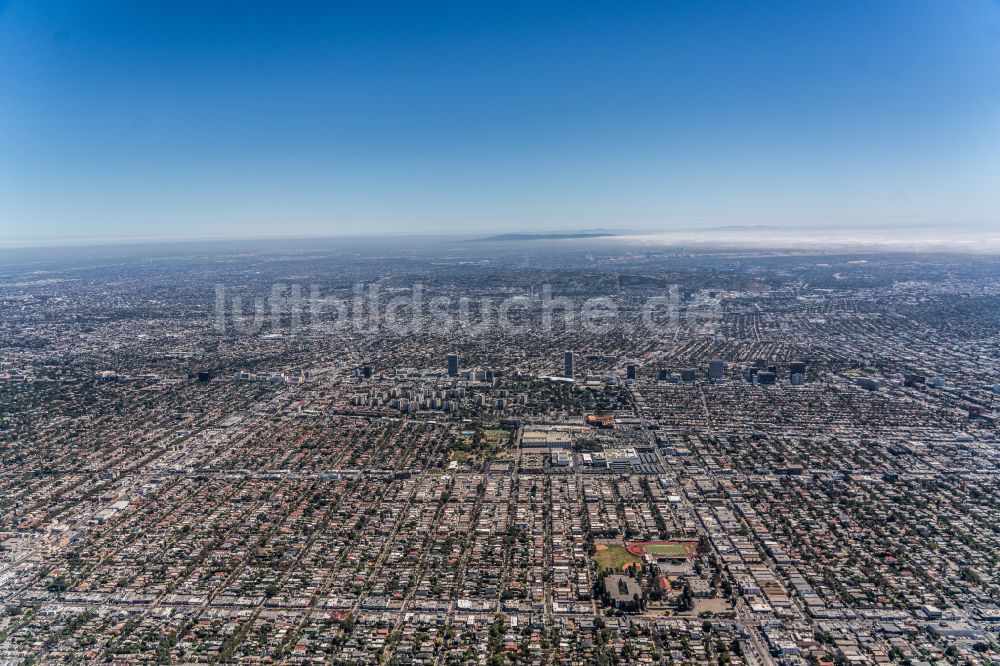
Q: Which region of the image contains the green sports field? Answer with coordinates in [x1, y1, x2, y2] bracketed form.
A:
[593, 544, 641, 571]
[643, 543, 691, 557]
[626, 540, 699, 558]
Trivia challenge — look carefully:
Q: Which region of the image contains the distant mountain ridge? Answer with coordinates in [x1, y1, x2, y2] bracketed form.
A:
[476, 232, 617, 241]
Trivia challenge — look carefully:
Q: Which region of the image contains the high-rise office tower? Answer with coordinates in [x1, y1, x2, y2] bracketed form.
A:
[757, 371, 777, 385]
[447, 354, 459, 377]
[709, 359, 725, 381]
[626, 364, 637, 380]
[564, 351, 574, 378]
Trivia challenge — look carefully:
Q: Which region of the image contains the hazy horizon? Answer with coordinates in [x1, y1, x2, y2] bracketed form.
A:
[4, 221, 1000, 258]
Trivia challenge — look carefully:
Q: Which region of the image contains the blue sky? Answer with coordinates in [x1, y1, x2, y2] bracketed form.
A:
[2, 0, 999, 242]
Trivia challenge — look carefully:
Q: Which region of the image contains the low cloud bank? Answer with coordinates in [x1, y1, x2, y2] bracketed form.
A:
[611, 227, 1000, 254]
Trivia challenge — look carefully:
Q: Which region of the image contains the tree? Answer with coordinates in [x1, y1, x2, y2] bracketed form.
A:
[679, 582, 695, 611]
